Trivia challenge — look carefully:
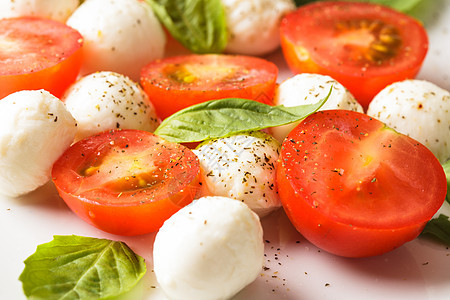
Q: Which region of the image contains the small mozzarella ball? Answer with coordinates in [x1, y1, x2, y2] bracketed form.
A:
[270, 73, 364, 142]
[193, 131, 281, 217]
[66, 0, 166, 81]
[0, 0, 79, 22]
[367, 79, 450, 163]
[154, 196, 264, 300]
[0, 90, 77, 197]
[62, 71, 159, 141]
[222, 0, 295, 55]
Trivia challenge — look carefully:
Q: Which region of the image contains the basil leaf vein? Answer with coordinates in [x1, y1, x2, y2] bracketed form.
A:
[19, 235, 147, 300]
[146, 0, 227, 53]
[154, 90, 330, 143]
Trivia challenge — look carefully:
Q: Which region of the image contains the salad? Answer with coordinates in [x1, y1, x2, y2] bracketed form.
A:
[0, 0, 449, 300]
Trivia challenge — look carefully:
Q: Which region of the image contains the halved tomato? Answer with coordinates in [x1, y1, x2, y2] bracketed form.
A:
[280, 1, 428, 109]
[0, 17, 83, 99]
[140, 54, 278, 119]
[52, 129, 201, 236]
[277, 110, 446, 257]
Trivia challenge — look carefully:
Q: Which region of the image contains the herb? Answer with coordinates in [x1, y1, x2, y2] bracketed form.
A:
[19, 235, 147, 300]
[421, 214, 450, 246]
[154, 91, 330, 143]
[350, 0, 423, 12]
[293, 0, 317, 6]
[294, 0, 423, 14]
[146, 0, 227, 53]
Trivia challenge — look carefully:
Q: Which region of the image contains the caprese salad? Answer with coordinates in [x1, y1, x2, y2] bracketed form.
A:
[0, 0, 448, 300]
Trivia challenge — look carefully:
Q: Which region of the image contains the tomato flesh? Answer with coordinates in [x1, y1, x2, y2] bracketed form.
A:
[277, 110, 446, 257]
[0, 17, 83, 99]
[280, 1, 428, 109]
[52, 130, 201, 236]
[140, 54, 278, 119]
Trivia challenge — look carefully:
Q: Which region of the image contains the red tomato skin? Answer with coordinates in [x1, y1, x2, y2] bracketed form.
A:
[140, 54, 278, 119]
[0, 49, 83, 99]
[52, 130, 201, 236]
[278, 165, 426, 257]
[0, 17, 83, 99]
[55, 179, 199, 236]
[276, 110, 447, 257]
[280, 1, 428, 109]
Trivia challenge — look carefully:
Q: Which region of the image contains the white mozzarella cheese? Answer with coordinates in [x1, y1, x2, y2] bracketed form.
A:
[193, 131, 281, 218]
[0, 0, 79, 22]
[222, 0, 295, 55]
[62, 71, 160, 141]
[66, 0, 166, 81]
[153, 196, 264, 300]
[0, 90, 77, 197]
[367, 79, 450, 163]
[270, 73, 364, 142]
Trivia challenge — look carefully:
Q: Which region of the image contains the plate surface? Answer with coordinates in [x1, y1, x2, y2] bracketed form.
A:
[1, 1, 450, 299]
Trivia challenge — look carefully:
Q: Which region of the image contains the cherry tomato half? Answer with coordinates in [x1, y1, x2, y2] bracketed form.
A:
[140, 54, 278, 119]
[0, 17, 83, 99]
[277, 110, 446, 257]
[52, 129, 201, 236]
[280, 1, 428, 109]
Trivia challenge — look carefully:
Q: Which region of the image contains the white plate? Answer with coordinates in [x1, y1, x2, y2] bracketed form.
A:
[1, 1, 450, 299]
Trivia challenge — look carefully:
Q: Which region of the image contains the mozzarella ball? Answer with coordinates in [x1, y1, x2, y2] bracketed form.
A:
[222, 0, 295, 55]
[0, 0, 79, 22]
[62, 71, 160, 141]
[367, 79, 450, 163]
[66, 0, 166, 81]
[0, 90, 77, 197]
[193, 131, 281, 217]
[154, 196, 264, 300]
[270, 73, 364, 142]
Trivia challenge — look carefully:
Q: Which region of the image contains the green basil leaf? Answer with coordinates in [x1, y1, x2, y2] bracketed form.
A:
[146, 0, 227, 53]
[19, 235, 146, 300]
[293, 0, 317, 7]
[294, 0, 423, 14]
[351, 0, 423, 12]
[443, 159, 450, 204]
[421, 214, 450, 246]
[154, 91, 330, 143]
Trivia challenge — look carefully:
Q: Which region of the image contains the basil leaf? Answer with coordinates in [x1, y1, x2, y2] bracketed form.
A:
[421, 214, 450, 246]
[154, 91, 329, 143]
[443, 159, 450, 204]
[146, 0, 227, 53]
[294, 0, 423, 14]
[19, 235, 147, 300]
[294, 0, 317, 7]
[351, 0, 423, 12]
